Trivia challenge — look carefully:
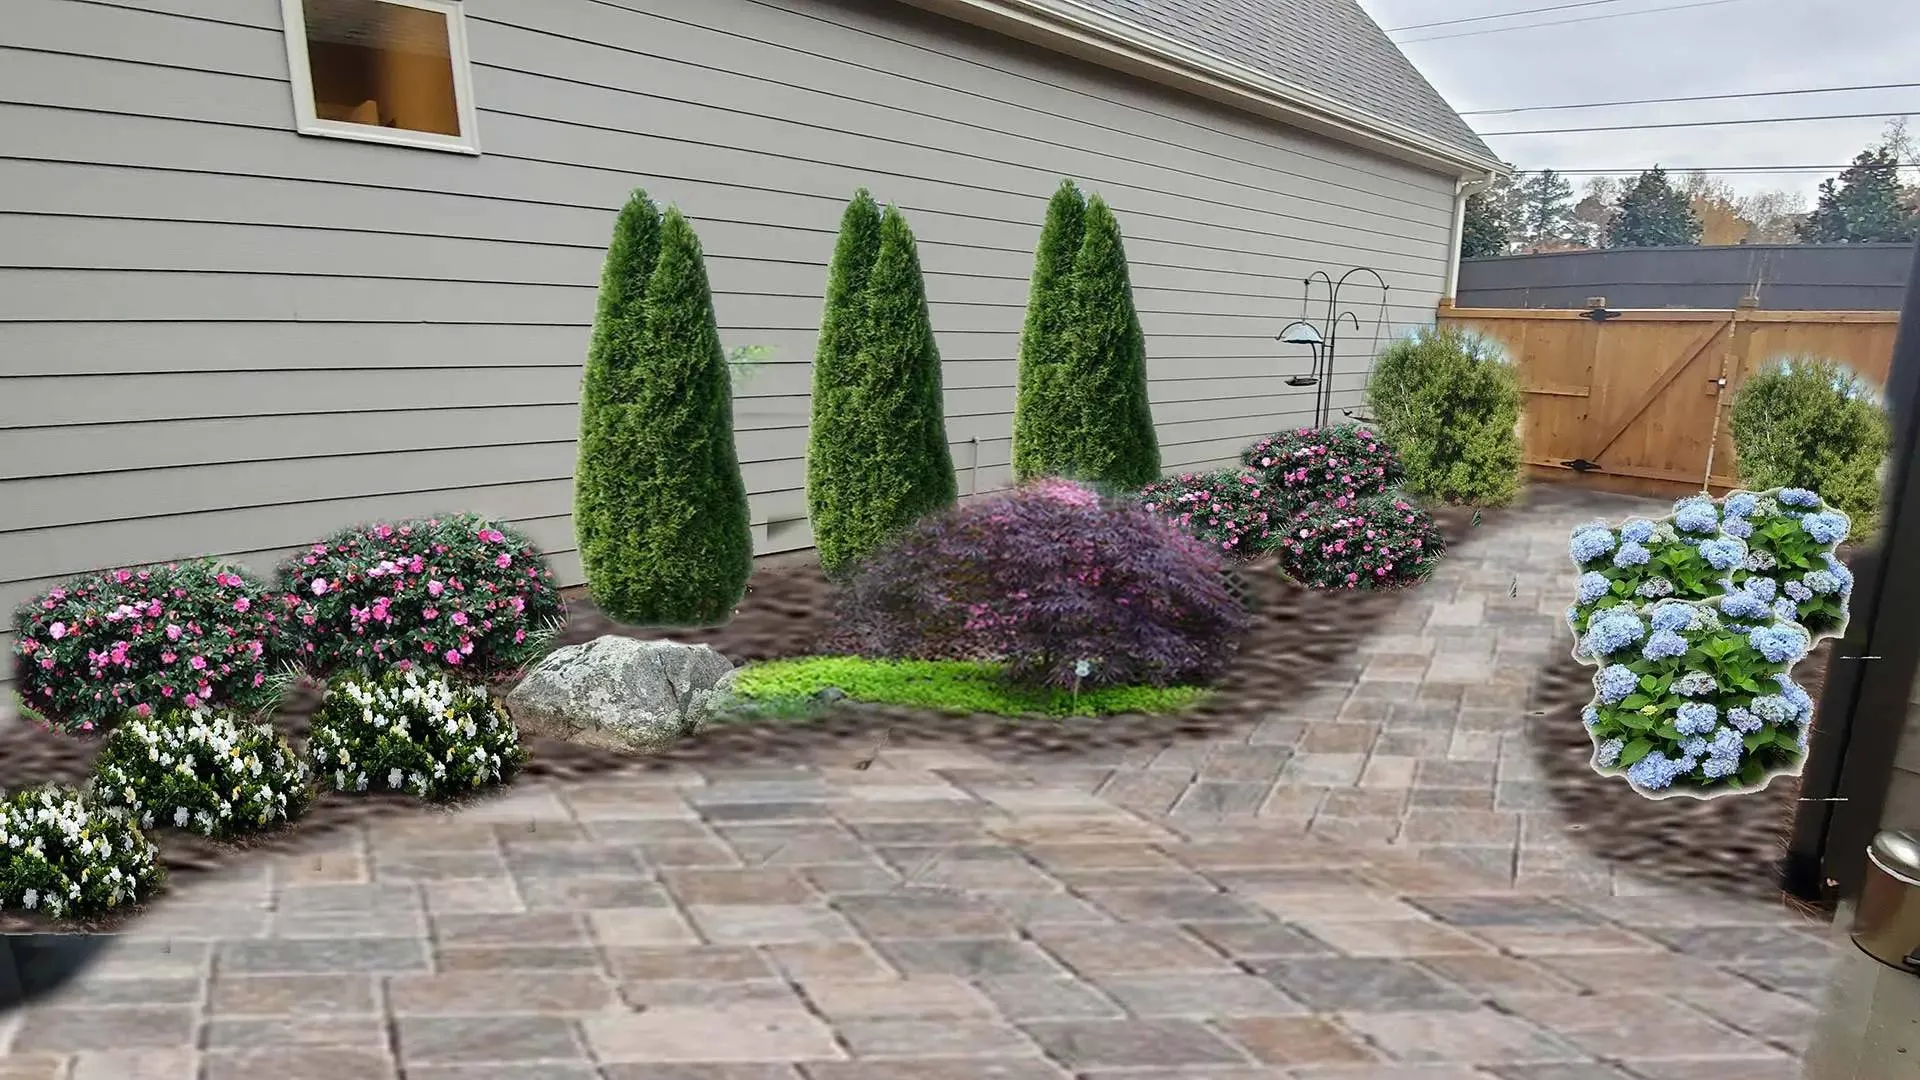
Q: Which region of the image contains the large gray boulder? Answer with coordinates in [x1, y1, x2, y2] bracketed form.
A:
[506, 636, 736, 752]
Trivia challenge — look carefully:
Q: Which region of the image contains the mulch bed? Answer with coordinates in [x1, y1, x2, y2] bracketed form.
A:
[1524, 547, 1862, 908]
[0, 504, 1490, 933]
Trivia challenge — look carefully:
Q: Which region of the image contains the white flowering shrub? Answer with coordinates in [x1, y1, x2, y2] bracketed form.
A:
[0, 785, 163, 920]
[90, 708, 311, 839]
[309, 670, 524, 801]
[1566, 487, 1851, 800]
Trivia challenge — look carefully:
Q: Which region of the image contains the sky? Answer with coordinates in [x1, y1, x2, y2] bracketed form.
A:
[1356, 0, 1920, 199]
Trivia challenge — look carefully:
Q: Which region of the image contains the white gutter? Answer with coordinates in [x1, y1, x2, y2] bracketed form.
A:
[896, 0, 1510, 178]
[1443, 174, 1495, 304]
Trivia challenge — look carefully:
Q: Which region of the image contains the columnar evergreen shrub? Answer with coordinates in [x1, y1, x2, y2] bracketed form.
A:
[1566, 488, 1854, 798]
[276, 515, 565, 681]
[1241, 425, 1403, 512]
[581, 207, 754, 625]
[12, 561, 291, 734]
[1366, 327, 1524, 506]
[806, 196, 958, 577]
[309, 670, 524, 801]
[1729, 357, 1889, 537]
[0, 785, 163, 920]
[1275, 492, 1447, 590]
[92, 708, 311, 838]
[1011, 180, 1088, 482]
[807, 190, 884, 576]
[1060, 196, 1160, 488]
[1136, 469, 1282, 559]
[576, 190, 662, 616]
[837, 479, 1247, 690]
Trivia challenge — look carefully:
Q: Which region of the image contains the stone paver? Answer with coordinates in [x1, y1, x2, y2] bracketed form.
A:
[0, 489, 1836, 1077]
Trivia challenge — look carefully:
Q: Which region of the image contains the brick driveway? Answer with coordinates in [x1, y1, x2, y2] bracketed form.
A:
[0, 490, 1835, 1079]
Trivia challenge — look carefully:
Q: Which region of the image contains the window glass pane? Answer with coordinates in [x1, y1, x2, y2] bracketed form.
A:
[302, 0, 461, 137]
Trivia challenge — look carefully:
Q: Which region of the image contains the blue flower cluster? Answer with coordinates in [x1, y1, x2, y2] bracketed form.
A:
[1649, 602, 1699, 633]
[1642, 629, 1688, 661]
[1570, 525, 1617, 565]
[1723, 491, 1759, 518]
[1585, 611, 1646, 657]
[1801, 511, 1850, 546]
[1697, 537, 1747, 571]
[1577, 571, 1611, 604]
[1634, 577, 1675, 599]
[1673, 497, 1720, 535]
[1620, 519, 1656, 543]
[1673, 671, 1717, 697]
[1747, 623, 1811, 665]
[1595, 737, 1626, 767]
[1613, 542, 1651, 568]
[1596, 664, 1639, 705]
[1675, 701, 1718, 734]
[1778, 487, 1821, 508]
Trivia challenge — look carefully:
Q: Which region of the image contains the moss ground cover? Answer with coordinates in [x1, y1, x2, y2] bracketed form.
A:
[722, 656, 1210, 719]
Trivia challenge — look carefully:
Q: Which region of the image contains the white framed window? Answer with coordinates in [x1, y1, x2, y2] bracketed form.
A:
[280, 0, 481, 154]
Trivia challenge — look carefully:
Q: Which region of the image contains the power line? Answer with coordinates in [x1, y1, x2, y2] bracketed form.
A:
[1461, 82, 1920, 116]
[1481, 111, 1907, 136]
[1510, 164, 1920, 175]
[1397, 0, 1751, 44]
[1383, 0, 1645, 33]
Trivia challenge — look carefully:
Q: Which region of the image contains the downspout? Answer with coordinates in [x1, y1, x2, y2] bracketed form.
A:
[1444, 173, 1496, 306]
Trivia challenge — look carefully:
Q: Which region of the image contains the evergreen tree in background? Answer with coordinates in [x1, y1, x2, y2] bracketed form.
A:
[576, 190, 663, 619]
[1461, 174, 1512, 258]
[1011, 180, 1089, 480]
[584, 208, 753, 625]
[1060, 195, 1160, 489]
[1517, 169, 1575, 249]
[1608, 167, 1701, 248]
[806, 191, 885, 577]
[1799, 146, 1918, 244]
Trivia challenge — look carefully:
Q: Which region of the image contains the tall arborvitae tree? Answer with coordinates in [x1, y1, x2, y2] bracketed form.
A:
[1011, 180, 1088, 481]
[585, 208, 753, 625]
[1608, 167, 1701, 248]
[1061, 195, 1160, 489]
[576, 190, 662, 614]
[806, 191, 885, 576]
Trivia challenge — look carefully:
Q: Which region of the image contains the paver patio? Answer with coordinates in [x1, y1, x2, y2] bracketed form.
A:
[0, 489, 1836, 1079]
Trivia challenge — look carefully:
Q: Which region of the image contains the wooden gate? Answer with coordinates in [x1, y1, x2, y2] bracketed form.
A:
[1437, 300, 1900, 499]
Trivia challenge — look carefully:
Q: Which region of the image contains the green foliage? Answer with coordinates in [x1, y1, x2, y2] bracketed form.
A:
[807, 190, 885, 576]
[1730, 357, 1890, 536]
[1060, 195, 1160, 488]
[1799, 146, 1919, 244]
[1012, 180, 1088, 481]
[310, 671, 525, 800]
[806, 195, 958, 577]
[0, 784, 162, 920]
[1461, 184, 1511, 258]
[1365, 327, 1524, 506]
[1517, 169, 1575, 248]
[576, 207, 754, 626]
[1608, 167, 1702, 248]
[725, 656, 1209, 719]
[92, 707, 311, 839]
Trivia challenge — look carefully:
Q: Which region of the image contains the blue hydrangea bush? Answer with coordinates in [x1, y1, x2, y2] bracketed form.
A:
[1566, 486, 1853, 799]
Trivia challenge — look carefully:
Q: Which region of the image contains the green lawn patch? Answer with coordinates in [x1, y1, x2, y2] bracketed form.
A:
[724, 656, 1209, 719]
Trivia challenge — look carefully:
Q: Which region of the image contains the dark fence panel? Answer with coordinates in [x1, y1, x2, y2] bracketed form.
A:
[1457, 244, 1916, 311]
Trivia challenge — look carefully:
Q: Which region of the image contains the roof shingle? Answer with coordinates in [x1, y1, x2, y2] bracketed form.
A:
[1060, 0, 1493, 161]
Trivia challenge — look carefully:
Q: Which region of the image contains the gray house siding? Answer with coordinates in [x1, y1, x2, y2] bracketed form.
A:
[0, 0, 1461, 705]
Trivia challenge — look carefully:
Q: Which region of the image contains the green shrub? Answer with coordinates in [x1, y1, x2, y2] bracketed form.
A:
[576, 190, 662, 616]
[1011, 180, 1087, 482]
[1365, 327, 1524, 507]
[0, 784, 163, 920]
[91, 707, 310, 838]
[1061, 195, 1160, 489]
[806, 195, 957, 577]
[725, 656, 1208, 719]
[1729, 357, 1890, 536]
[309, 671, 525, 801]
[576, 206, 754, 626]
[807, 190, 884, 577]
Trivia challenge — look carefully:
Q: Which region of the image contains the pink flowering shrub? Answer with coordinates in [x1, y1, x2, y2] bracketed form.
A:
[1136, 469, 1281, 560]
[836, 478, 1249, 690]
[11, 560, 290, 735]
[275, 514, 566, 682]
[1275, 492, 1446, 590]
[1241, 424, 1404, 512]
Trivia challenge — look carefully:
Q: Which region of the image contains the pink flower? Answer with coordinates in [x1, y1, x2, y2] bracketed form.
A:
[184, 694, 199, 708]
[134, 703, 152, 718]
[233, 597, 251, 613]
[444, 649, 463, 665]
[312, 578, 330, 596]
[47, 622, 67, 640]
[48, 587, 65, 601]
[450, 612, 468, 626]
[312, 543, 328, 555]
[495, 553, 513, 569]
[427, 580, 444, 597]
[114, 569, 132, 584]
[189, 656, 207, 670]
[422, 608, 439, 621]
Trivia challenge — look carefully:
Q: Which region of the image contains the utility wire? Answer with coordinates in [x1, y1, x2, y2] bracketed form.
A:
[1482, 111, 1907, 136]
[1397, 0, 1750, 44]
[1510, 164, 1920, 174]
[1383, 0, 1647, 32]
[1461, 82, 1920, 116]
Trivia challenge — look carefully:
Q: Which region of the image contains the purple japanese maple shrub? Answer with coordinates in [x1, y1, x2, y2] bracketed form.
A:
[1275, 491, 1446, 590]
[1241, 424, 1403, 512]
[836, 478, 1249, 690]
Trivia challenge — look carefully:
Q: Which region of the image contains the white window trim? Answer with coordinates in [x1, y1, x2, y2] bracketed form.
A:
[279, 0, 482, 155]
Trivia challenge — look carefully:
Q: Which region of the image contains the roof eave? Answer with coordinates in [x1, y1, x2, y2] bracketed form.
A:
[896, 0, 1508, 179]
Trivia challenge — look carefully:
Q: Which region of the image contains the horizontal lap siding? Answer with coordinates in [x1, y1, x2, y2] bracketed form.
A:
[0, 0, 1458, 706]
